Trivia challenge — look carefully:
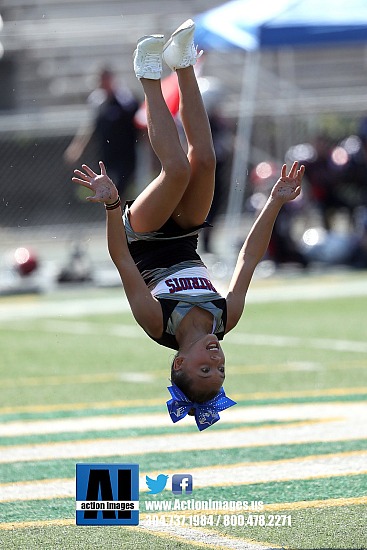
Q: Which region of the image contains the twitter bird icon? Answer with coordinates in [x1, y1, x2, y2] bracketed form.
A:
[145, 474, 169, 494]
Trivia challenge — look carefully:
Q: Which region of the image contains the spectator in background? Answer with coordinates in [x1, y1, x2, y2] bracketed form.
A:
[249, 161, 308, 269]
[340, 117, 367, 216]
[64, 67, 139, 198]
[298, 135, 340, 230]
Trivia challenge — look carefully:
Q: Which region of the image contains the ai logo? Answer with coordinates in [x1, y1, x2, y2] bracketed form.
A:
[76, 463, 139, 526]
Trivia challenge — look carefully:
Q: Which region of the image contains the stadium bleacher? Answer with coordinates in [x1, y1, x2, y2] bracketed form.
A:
[0, 1, 227, 119]
[2, 0, 367, 124]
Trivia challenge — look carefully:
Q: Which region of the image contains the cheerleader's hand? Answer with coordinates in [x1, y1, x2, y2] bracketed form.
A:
[72, 161, 119, 203]
[271, 161, 305, 204]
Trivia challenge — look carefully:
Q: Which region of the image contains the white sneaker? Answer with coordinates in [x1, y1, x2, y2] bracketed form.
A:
[163, 19, 202, 71]
[133, 34, 165, 80]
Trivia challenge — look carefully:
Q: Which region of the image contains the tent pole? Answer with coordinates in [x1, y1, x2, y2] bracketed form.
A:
[223, 49, 260, 267]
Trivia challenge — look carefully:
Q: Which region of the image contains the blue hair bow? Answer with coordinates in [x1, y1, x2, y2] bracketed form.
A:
[166, 384, 236, 431]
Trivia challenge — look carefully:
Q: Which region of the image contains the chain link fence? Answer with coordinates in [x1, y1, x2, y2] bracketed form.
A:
[0, 111, 363, 231]
[0, 131, 104, 229]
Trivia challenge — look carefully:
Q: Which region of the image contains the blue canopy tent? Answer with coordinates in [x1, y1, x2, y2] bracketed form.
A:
[194, 0, 367, 261]
[195, 0, 367, 51]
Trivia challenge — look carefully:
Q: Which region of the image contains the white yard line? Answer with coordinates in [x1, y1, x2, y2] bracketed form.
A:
[1, 402, 365, 437]
[226, 333, 367, 353]
[1, 409, 366, 464]
[0, 296, 130, 321]
[1, 400, 365, 550]
[0, 275, 366, 323]
[136, 523, 278, 550]
[246, 277, 367, 303]
[3, 317, 367, 353]
[2, 451, 367, 502]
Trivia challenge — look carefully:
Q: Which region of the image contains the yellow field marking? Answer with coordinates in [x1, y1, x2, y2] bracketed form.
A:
[2, 412, 367, 464]
[204, 470, 367, 491]
[2, 388, 367, 416]
[0, 518, 275, 550]
[135, 523, 277, 550]
[231, 386, 367, 400]
[3, 359, 367, 389]
[1, 402, 366, 438]
[0, 413, 333, 438]
[1, 497, 365, 550]
[1, 372, 155, 388]
[1, 373, 142, 388]
[2, 441, 352, 490]
[0, 518, 75, 530]
[139, 496, 367, 520]
[1, 494, 366, 531]
[263, 495, 367, 511]
[0, 397, 163, 414]
[0, 294, 37, 305]
[158, 448, 367, 482]
[195, 468, 367, 491]
[0, 477, 72, 490]
[229, 359, 367, 374]
[144, 448, 367, 492]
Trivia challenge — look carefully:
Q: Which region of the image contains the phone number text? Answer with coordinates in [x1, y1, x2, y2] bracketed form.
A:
[144, 514, 292, 527]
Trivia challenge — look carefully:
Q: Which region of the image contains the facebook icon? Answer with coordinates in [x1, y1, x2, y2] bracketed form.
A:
[171, 474, 193, 495]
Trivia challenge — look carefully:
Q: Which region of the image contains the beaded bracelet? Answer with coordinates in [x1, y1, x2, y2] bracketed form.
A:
[105, 197, 121, 211]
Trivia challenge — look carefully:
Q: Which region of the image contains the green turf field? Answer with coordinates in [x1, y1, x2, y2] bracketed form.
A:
[1, 271, 367, 550]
